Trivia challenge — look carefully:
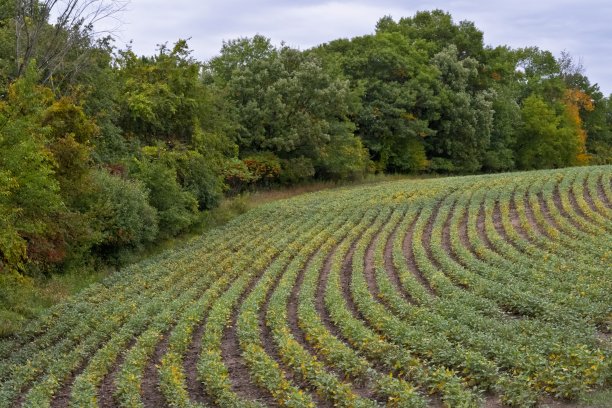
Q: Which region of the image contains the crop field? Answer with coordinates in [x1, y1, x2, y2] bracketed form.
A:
[1, 166, 611, 407]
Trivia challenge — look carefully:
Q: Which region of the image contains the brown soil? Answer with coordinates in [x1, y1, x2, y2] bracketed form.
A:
[362, 214, 389, 304]
[141, 331, 170, 408]
[440, 202, 465, 268]
[552, 185, 587, 232]
[183, 320, 213, 406]
[258, 260, 330, 407]
[581, 178, 602, 214]
[526, 192, 557, 238]
[421, 203, 444, 271]
[339, 240, 368, 323]
[315, 240, 350, 340]
[220, 272, 278, 406]
[596, 175, 612, 208]
[458, 210, 473, 251]
[314, 225, 395, 377]
[287, 248, 375, 401]
[482, 201, 524, 257]
[506, 194, 531, 240]
[98, 337, 137, 408]
[286, 252, 316, 350]
[50, 351, 95, 407]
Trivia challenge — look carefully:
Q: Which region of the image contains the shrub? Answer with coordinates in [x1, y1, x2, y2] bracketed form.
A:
[222, 158, 255, 194]
[172, 150, 224, 210]
[279, 157, 315, 185]
[130, 157, 198, 238]
[242, 152, 282, 187]
[89, 169, 159, 254]
[316, 134, 370, 180]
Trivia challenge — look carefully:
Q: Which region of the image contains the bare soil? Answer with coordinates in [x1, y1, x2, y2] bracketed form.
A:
[98, 338, 137, 408]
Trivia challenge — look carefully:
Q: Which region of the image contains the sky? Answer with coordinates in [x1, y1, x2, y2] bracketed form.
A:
[94, 0, 612, 94]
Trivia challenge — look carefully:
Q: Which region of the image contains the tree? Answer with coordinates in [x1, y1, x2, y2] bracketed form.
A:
[377, 10, 485, 60]
[209, 36, 369, 179]
[425, 46, 494, 172]
[516, 95, 581, 169]
[0, 66, 62, 272]
[314, 32, 435, 172]
[114, 40, 203, 145]
[9, 0, 125, 88]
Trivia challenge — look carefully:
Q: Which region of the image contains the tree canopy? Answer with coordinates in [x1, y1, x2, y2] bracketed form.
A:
[0, 5, 610, 277]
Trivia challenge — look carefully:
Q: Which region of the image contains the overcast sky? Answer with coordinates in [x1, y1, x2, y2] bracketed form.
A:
[97, 0, 612, 94]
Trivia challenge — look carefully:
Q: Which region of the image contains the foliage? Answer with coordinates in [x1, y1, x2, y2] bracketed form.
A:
[209, 36, 369, 178]
[114, 40, 204, 145]
[0, 66, 62, 272]
[130, 154, 199, 239]
[89, 169, 158, 254]
[279, 157, 315, 185]
[0, 6, 611, 367]
[516, 95, 581, 169]
[1, 166, 609, 406]
[242, 151, 282, 187]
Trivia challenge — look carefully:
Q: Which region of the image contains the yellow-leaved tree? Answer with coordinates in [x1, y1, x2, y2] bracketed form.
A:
[563, 88, 594, 165]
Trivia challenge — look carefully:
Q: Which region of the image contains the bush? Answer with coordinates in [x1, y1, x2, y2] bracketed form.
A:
[316, 134, 370, 180]
[280, 157, 315, 185]
[243, 152, 282, 187]
[222, 158, 255, 194]
[131, 157, 199, 238]
[90, 169, 159, 254]
[173, 150, 224, 210]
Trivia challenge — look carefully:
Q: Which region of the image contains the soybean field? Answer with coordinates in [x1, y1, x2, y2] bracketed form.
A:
[1, 165, 611, 408]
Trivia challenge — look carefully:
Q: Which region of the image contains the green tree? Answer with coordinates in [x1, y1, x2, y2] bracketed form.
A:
[0, 66, 62, 272]
[376, 10, 485, 60]
[115, 40, 203, 145]
[517, 95, 580, 169]
[426, 46, 494, 173]
[89, 169, 158, 258]
[315, 32, 435, 172]
[209, 36, 369, 179]
[130, 150, 199, 238]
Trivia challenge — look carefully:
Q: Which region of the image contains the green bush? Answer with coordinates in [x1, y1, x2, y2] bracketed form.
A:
[131, 157, 199, 238]
[316, 134, 370, 180]
[222, 158, 255, 194]
[90, 169, 158, 254]
[173, 150, 224, 210]
[280, 157, 315, 185]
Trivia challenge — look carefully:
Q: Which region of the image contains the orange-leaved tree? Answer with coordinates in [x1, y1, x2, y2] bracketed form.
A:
[562, 88, 594, 165]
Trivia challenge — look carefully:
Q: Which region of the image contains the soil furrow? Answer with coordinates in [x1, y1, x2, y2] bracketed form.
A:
[552, 185, 588, 232]
[259, 259, 330, 407]
[401, 209, 436, 297]
[286, 248, 375, 400]
[141, 331, 171, 408]
[98, 337, 137, 408]
[582, 178, 603, 215]
[222, 295, 277, 406]
[421, 202, 445, 271]
[183, 321, 213, 406]
[596, 175, 612, 208]
[49, 349, 98, 408]
[315, 246, 347, 340]
[339, 241, 368, 322]
[441, 202, 461, 264]
[362, 211, 394, 305]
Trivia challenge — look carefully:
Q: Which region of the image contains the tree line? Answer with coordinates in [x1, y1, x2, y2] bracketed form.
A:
[1, 3, 611, 279]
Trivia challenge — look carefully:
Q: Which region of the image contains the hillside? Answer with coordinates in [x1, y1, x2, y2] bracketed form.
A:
[1, 166, 611, 407]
